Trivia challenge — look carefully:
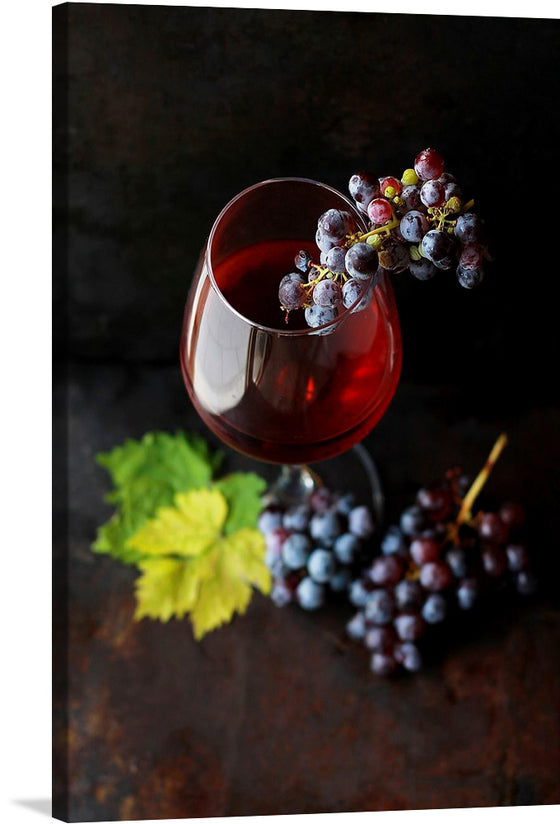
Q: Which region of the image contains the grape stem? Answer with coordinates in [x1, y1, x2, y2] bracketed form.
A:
[358, 218, 400, 243]
[456, 433, 508, 525]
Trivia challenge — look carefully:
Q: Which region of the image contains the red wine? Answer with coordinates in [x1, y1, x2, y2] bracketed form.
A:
[181, 238, 402, 464]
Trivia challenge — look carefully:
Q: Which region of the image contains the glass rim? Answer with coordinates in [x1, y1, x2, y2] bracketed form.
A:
[205, 176, 376, 337]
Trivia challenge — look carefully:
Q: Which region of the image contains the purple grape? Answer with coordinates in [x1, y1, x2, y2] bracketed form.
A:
[345, 242, 378, 280]
[419, 561, 453, 591]
[394, 613, 425, 642]
[349, 171, 380, 214]
[282, 533, 311, 570]
[346, 610, 367, 640]
[420, 179, 445, 208]
[368, 555, 405, 586]
[457, 265, 484, 289]
[348, 505, 375, 538]
[333, 532, 361, 564]
[410, 537, 440, 565]
[399, 210, 430, 242]
[443, 182, 462, 202]
[482, 547, 507, 578]
[313, 279, 342, 308]
[398, 184, 425, 215]
[394, 642, 422, 672]
[457, 578, 479, 610]
[421, 593, 447, 624]
[378, 241, 409, 273]
[278, 272, 306, 310]
[365, 625, 397, 651]
[394, 579, 424, 611]
[370, 651, 398, 676]
[318, 209, 355, 243]
[309, 510, 343, 546]
[304, 304, 338, 331]
[309, 487, 333, 513]
[478, 512, 508, 545]
[296, 577, 325, 610]
[271, 580, 293, 607]
[364, 589, 395, 626]
[421, 230, 456, 270]
[342, 277, 373, 313]
[409, 258, 438, 281]
[325, 246, 347, 274]
[454, 213, 485, 245]
[307, 549, 336, 584]
[265, 527, 290, 558]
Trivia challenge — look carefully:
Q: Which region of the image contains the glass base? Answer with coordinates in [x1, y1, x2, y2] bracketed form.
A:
[224, 443, 384, 525]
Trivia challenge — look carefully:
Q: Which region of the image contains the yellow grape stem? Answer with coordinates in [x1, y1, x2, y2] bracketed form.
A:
[456, 433, 508, 526]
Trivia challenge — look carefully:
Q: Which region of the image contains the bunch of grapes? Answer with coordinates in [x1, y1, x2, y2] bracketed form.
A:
[258, 487, 377, 611]
[345, 436, 536, 675]
[278, 148, 491, 330]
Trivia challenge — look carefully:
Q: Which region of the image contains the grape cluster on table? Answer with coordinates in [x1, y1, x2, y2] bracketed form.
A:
[278, 147, 492, 331]
[259, 487, 376, 612]
[260, 469, 537, 677]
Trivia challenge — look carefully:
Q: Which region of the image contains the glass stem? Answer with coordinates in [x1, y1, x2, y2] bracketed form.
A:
[268, 464, 321, 505]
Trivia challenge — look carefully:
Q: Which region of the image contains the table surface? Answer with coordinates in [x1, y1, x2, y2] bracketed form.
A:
[54, 363, 560, 822]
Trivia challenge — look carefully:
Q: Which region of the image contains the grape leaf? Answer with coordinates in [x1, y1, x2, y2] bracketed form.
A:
[93, 431, 222, 564]
[130, 489, 270, 638]
[216, 472, 267, 535]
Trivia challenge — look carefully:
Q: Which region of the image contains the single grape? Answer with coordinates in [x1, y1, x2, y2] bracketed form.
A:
[309, 487, 332, 513]
[378, 241, 409, 273]
[282, 505, 311, 533]
[349, 578, 372, 608]
[506, 543, 529, 572]
[365, 625, 397, 651]
[416, 486, 452, 517]
[420, 179, 446, 208]
[346, 610, 367, 640]
[310, 510, 343, 546]
[266, 555, 287, 579]
[394, 579, 424, 611]
[499, 502, 525, 531]
[349, 171, 380, 214]
[315, 227, 336, 253]
[445, 547, 468, 578]
[370, 651, 398, 676]
[265, 527, 291, 557]
[399, 210, 430, 242]
[454, 213, 485, 244]
[294, 249, 313, 273]
[296, 577, 325, 610]
[410, 536, 440, 565]
[345, 243, 378, 280]
[282, 533, 311, 570]
[304, 304, 338, 331]
[399, 184, 425, 214]
[325, 245, 347, 274]
[313, 279, 342, 308]
[457, 578, 479, 609]
[369, 554, 405, 586]
[364, 589, 395, 626]
[409, 258, 438, 281]
[333, 532, 361, 564]
[271, 580, 293, 607]
[419, 561, 453, 591]
[437, 172, 456, 185]
[278, 272, 306, 310]
[258, 506, 284, 535]
[348, 505, 375, 538]
[421, 230, 456, 269]
[459, 245, 483, 270]
[394, 613, 425, 642]
[367, 197, 393, 225]
[342, 277, 371, 312]
[482, 546, 507, 578]
[516, 570, 537, 596]
[381, 525, 407, 556]
[422, 593, 447, 624]
[400, 505, 425, 536]
[307, 548, 336, 583]
[379, 176, 403, 197]
[478, 512, 508, 545]
[457, 265, 484, 289]
[414, 148, 445, 181]
[395, 642, 422, 672]
[444, 182, 462, 202]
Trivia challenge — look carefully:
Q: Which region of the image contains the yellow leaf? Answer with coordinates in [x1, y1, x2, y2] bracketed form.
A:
[134, 558, 199, 622]
[126, 488, 228, 558]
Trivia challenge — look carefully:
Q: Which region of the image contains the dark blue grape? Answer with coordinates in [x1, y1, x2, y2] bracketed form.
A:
[364, 589, 395, 626]
[329, 567, 351, 592]
[307, 549, 336, 583]
[370, 651, 398, 676]
[333, 532, 361, 564]
[454, 213, 485, 245]
[399, 210, 430, 242]
[381, 526, 407, 556]
[282, 533, 311, 570]
[394, 579, 423, 611]
[378, 241, 409, 273]
[421, 230, 456, 270]
[445, 547, 468, 578]
[394, 613, 425, 642]
[335, 492, 356, 517]
[278, 272, 306, 310]
[296, 577, 325, 610]
[348, 505, 375, 538]
[506, 544, 529, 573]
[342, 277, 373, 313]
[365, 625, 396, 651]
[282, 505, 311, 533]
[313, 279, 342, 308]
[346, 610, 367, 640]
[271, 580, 293, 607]
[325, 246, 347, 274]
[457, 578, 479, 609]
[345, 243, 378, 280]
[409, 258, 437, 281]
[310, 510, 343, 546]
[349, 578, 372, 608]
[304, 304, 338, 331]
[258, 507, 283, 535]
[400, 505, 425, 536]
[422, 593, 447, 624]
[516, 570, 537, 595]
[368, 554, 405, 586]
[294, 249, 313, 273]
[457, 265, 484, 289]
[349, 171, 380, 214]
[394, 643, 422, 672]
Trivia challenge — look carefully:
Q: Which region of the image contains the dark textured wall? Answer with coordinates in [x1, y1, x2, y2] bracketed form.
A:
[54, 4, 559, 412]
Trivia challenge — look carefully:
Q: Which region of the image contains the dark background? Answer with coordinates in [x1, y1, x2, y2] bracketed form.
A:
[53, 4, 560, 822]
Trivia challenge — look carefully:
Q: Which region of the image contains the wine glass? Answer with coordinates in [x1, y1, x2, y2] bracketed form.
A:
[179, 178, 402, 514]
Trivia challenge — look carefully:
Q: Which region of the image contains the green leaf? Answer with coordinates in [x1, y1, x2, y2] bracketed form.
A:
[215, 472, 267, 535]
[93, 431, 222, 564]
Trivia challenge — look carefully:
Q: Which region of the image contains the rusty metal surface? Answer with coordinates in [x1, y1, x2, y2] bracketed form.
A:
[54, 364, 560, 821]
